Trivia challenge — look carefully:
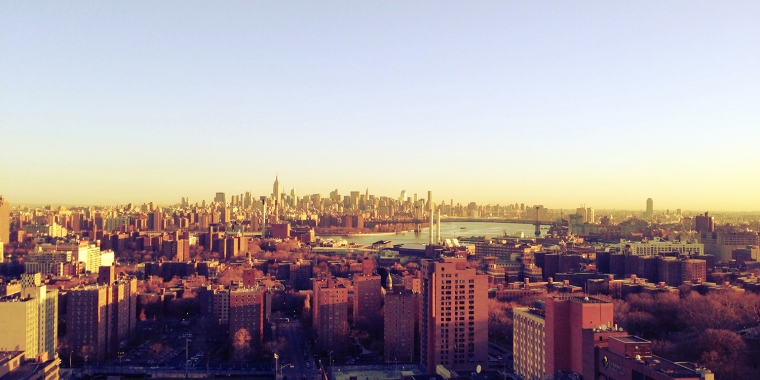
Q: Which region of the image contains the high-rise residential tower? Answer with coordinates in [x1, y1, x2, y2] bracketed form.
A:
[353, 274, 382, 324]
[419, 257, 488, 373]
[0, 195, 9, 262]
[312, 278, 348, 352]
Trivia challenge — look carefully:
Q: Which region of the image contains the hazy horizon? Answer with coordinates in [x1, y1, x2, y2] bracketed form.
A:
[2, 2, 759, 210]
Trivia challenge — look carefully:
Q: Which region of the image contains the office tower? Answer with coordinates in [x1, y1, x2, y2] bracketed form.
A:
[0, 196, 10, 259]
[312, 278, 348, 352]
[229, 288, 265, 348]
[272, 176, 280, 200]
[399, 190, 406, 203]
[0, 273, 58, 361]
[695, 212, 715, 233]
[385, 288, 419, 364]
[645, 198, 653, 218]
[349, 191, 360, 209]
[290, 188, 297, 207]
[586, 207, 595, 224]
[419, 257, 488, 373]
[215, 192, 226, 205]
[244, 192, 252, 208]
[353, 274, 382, 324]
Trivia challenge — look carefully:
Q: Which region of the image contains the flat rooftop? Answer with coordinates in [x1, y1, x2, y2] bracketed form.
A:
[612, 336, 649, 344]
[331, 364, 425, 380]
[570, 296, 609, 304]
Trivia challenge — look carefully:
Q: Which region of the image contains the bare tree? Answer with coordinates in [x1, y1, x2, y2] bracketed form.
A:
[232, 328, 253, 361]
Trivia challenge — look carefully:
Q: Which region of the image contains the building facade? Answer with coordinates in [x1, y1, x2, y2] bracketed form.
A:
[229, 287, 265, 349]
[513, 308, 546, 380]
[352, 274, 382, 324]
[384, 289, 419, 364]
[312, 278, 348, 352]
[419, 257, 488, 374]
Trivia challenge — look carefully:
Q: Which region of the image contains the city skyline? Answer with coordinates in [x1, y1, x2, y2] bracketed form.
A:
[2, 2, 760, 210]
[2, 180, 760, 214]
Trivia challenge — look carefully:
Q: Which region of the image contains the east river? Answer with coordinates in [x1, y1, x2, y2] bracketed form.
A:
[320, 221, 549, 246]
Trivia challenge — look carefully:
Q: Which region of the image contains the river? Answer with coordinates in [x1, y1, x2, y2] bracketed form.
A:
[320, 221, 548, 246]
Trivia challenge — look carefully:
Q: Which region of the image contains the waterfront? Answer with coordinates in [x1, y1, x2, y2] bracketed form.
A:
[320, 221, 548, 246]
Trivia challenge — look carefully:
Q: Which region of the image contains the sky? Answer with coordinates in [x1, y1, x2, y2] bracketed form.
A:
[1, 1, 759, 211]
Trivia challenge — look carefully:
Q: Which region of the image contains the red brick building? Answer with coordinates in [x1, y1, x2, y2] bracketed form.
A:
[419, 257, 488, 374]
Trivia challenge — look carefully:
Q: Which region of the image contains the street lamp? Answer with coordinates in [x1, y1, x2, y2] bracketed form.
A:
[279, 363, 294, 378]
[329, 351, 333, 368]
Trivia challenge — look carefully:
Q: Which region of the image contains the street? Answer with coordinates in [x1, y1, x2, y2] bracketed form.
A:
[276, 320, 322, 380]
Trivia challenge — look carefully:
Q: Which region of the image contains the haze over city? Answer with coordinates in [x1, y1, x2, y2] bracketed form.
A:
[2, 2, 760, 210]
[5, 3, 760, 380]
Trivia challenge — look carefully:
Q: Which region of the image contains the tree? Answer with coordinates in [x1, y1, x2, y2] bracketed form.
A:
[698, 329, 746, 380]
[232, 328, 253, 361]
[149, 342, 171, 360]
[219, 267, 244, 287]
[263, 336, 288, 358]
[80, 345, 95, 364]
[58, 337, 73, 367]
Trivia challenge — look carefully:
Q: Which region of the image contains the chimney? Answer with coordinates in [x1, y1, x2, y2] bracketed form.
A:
[428, 191, 434, 246]
[436, 209, 442, 244]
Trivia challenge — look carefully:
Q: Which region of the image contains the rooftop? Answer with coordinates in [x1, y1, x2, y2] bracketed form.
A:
[330, 364, 425, 380]
[612, 335, 649, 344]
[570, 296, 608, 304]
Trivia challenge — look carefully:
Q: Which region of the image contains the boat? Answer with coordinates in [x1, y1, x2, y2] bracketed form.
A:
[460, 227, 467, 230]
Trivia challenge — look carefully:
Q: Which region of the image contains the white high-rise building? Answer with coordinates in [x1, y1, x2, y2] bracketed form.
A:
[0, 273, 58, 361]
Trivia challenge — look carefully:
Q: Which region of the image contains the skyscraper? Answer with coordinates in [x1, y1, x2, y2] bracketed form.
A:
[215, 192, 226, 205]
[419, 257, 488, 373]
[645, 198, 654, 218]
[272, 176, 280, 200]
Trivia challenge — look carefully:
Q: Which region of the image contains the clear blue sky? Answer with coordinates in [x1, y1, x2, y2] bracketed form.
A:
[1, 1, 759, 210]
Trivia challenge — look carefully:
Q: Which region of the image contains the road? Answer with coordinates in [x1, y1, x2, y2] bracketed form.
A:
[276, 320, 322, 380]
[488, 342, 514, 372]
